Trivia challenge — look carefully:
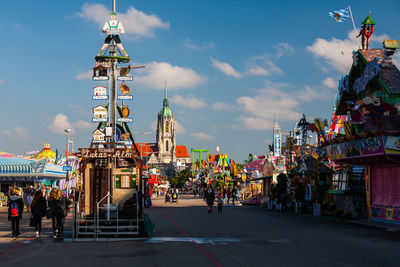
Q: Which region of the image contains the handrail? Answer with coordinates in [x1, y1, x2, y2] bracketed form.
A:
[96, 192, 111, 239]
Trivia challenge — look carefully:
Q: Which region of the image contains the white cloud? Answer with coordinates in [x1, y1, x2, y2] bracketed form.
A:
[183, 39, 215, 50]
[48, 114, 73, 134]
[72, 120, 91, 130]
[237, 80, 299, 122]
[2, 126, 30, 141]
[191, 132, 214, 140]
[175, 120, 186, 134]
[306, 31, 358, 73]
[75, 70, 92, 81]
[78, 3, 169, 38]
[274, 43, 295, 58]
[245, 54, 283, 76]
[298, 85, 332, 102]
[170, 95, 207, 109]
[322, 77, 337, 89]
[235, 116, 274, 130]
[210, 58, 242, 79]
[247, 66, 269, 76]
[135, 62, 205, 90]
[212, 102, 234, 111]
[370, 34, 391, 45]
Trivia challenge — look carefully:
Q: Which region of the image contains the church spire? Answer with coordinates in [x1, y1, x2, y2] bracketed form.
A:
[160, 81, 173, 118]
[164, 81, 167, 100]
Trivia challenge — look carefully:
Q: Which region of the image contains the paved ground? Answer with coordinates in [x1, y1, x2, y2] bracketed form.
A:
[0, 196, 399, 267]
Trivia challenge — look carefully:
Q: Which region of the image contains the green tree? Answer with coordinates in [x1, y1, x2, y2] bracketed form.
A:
[170, 168, 191, 188]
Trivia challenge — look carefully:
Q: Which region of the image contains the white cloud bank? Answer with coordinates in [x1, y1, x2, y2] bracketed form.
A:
[191, 132, 214, 140]
[135, 62, 205, 90]
[48, 114, 91, 134]
[322, 77, 337, 89]
[170, 95, 207, 109]
[235, 81, 300, 130]
[210, 58, 242, 79]
[183, 39, 215, 50]
[78, 3, 169, 38]
[2, 126, 30, 141]
[212, 102, 234, 111]
[49, 114, 73, 134]
[306, 32, 358, 73]
[74, 70, 92, 81]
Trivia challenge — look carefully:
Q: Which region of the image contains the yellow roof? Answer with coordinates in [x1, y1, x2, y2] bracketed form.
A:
[34, 143, 56, 161]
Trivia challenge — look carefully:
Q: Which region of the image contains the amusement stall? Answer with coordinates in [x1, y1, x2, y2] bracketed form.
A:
[324, 16, 400, 224]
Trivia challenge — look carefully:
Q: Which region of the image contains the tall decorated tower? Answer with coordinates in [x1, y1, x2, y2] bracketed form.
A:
[156, 85, 176, 163]
[273, 119, 281, 156]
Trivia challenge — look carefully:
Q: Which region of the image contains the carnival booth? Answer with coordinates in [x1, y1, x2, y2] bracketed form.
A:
[324, 16, 400, 224]
[0, 156, 66, 193]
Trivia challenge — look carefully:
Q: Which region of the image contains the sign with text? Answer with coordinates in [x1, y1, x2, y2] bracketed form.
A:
[117, 76, 133, 81]
[80, 147, 134, 159]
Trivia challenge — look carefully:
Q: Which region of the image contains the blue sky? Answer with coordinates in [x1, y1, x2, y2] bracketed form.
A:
[1, 0, 399, 161]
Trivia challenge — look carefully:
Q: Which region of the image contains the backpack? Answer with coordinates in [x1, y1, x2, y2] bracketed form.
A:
[10, 202, 19, 217]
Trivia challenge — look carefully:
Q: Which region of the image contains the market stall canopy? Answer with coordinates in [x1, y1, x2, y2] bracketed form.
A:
[0, 157, 65, 181]
[34, 143, 57, 163]
[0, 151, 15, 158]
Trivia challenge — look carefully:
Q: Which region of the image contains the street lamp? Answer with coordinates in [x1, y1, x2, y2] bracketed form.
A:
[64, 128, 72, 183]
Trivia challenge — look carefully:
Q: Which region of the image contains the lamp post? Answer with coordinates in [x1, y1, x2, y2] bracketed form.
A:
[64, 129, 72, 197]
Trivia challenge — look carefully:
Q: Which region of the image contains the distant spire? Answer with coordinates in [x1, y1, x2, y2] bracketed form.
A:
[164, 81, 168, 100]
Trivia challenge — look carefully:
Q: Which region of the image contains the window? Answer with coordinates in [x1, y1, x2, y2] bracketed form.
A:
[121, 175, 131, 188]
[332, 172, 348, 191]
[166, 140, 169, 152]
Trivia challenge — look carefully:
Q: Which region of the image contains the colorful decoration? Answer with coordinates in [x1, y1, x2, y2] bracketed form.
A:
[329, 7, 351, 23]
[34, 143, 57, 163]
[92, 105, 108, 122]
[120, 81, 130, 95]
[120, 66, 131, 76]
[97, 11, 128, 57]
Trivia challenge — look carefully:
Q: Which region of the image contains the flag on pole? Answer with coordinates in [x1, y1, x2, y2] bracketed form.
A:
[329, 8, 351, 22]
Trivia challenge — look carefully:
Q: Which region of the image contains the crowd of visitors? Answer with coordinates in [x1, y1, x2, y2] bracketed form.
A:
[7, 185, 71, 239]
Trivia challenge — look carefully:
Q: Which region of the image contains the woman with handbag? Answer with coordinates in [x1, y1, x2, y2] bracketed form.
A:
[31, 190, 47, 238]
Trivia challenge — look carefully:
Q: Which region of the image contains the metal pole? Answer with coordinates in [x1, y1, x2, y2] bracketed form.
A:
[348, 6, 361, 49]
[112, 0, 116, 12]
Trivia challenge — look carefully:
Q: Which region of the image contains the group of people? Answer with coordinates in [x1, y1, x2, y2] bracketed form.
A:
[202, 184, 241, 214]
[7, 187, 71, 239]
[165, 188, 179, 203]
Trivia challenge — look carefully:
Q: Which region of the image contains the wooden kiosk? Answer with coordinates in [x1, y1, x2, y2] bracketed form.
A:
[74, 142, 144, 239]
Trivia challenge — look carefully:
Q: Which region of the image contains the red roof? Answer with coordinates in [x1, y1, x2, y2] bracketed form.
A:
[176, 145, 190, 158]
[134, 143, 157, 157]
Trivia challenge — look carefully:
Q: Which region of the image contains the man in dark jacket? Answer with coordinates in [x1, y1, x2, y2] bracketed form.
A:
[204, 184, 215, 213]
[8, 188, 24, 238]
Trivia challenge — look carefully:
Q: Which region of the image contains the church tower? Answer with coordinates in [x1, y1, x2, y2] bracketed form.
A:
[156, 85, 176, 163]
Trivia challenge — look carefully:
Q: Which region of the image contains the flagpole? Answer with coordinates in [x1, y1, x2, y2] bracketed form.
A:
[348, 6, 360, 49]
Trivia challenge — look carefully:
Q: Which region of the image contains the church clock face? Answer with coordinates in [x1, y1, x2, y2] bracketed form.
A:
[165, 125, 169, 132]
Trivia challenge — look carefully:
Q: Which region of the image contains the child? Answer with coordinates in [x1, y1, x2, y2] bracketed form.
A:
[217, 193, 223, 213]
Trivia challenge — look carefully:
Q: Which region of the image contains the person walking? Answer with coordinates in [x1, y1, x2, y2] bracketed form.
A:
[203, 184, 215, 213]
[47, 188, 59, 238]
[8, 188, 24, 238]
[23, 186, 34, 212]
[232, 186, 237, 205]
[217, 190, 223, 213]
[223, 186, 227, 204]
[56, 190, 71, 238]
[31, 190, 47, 238]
